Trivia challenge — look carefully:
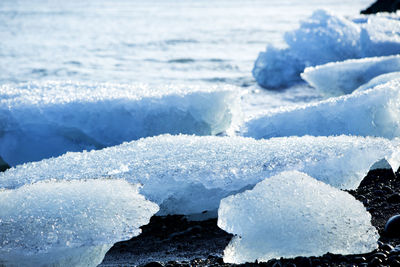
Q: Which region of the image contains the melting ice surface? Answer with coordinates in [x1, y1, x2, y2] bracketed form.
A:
[0, 179, 159, 267]
[218, 171, 379, 264]
[0, 135, 398, 216]
[253, 10, 400, 89]
[243, 80, 400, 139]
[301, 55, 400, 95]
[0, 81, 240, 166]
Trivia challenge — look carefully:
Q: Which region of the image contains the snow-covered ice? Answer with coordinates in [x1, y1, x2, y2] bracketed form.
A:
[253, 10, 400, 89]
[243, 79, 400, 139]
[0, 179, 158, 267]
[218, 171, 379, 264]
[301, 55, 400, 95]
[0, 135, 398, 216]
[0, 81, 241, 166]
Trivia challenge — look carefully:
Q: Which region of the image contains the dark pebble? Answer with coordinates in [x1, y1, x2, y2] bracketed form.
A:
[383, 185, 394, 194]
[380, 243, 394, 253]
[372, 252, 387, 260]
[368, 257, 382, 266]
[390, 259, 400, 267]
[385, 215, 400, 237]
[354, 256, 367, 263]
[388, 193, 400, 204]
[271, 261, 282, 267]
[294, 256, 312, 267]
[374, 190, 385, 197]
[143, 262, 163, 267]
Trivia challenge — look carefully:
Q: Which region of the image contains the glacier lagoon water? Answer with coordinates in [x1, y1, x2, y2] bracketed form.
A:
[0, 0, 370, 114]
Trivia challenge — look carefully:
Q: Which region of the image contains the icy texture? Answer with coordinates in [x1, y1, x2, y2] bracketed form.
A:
[0, 81, 240, 166]
[243, 79, 400, 139]
[218, 171, 379, 264]
[301, 55, 400, 95]
[0, 179, 159, 267]
[0, 135, 398, 216]
[355, 72, 400, 92]
[253, 10, 400, 88]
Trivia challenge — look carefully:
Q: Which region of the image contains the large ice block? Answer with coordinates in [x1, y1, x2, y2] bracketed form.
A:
[243, 80, 400, 140]
[218, 171, 378, 264]
[0, 135, 397, 216]
[301, 55, 400, 95]
[0, 81, 240, 166]
[0, 179, 159, 267]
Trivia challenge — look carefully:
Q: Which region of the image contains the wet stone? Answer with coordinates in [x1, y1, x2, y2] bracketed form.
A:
[143, 262, 164, 267]
[388, 194, 400, 204]
[385, 215, 400, 237]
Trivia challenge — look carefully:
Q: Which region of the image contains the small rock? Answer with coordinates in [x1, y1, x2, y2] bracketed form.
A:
[0, 156, 10, 172]
[388, 194, 400, 204]
[380, 243, 394, 253]
[143, 262, 163, 267]
[361, 0, 400, 14]
[382, 185, 393, 194]
[294, 256, 312, 267]
[372, 252, 387, 260]
[384, 215, 400, 237]
[368, 257, 383, 266]
[374, 190, 385, 197]
[354, 256, 367, 263]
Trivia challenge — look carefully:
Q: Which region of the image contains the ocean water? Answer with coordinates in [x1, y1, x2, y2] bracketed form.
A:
[0, 0, 370, 89]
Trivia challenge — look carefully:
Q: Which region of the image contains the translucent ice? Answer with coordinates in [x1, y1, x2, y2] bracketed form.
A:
[0, 179, 159, 267]
[0, 135, 398, 216]
[301, 55, 400, 95]
[253, 10, 400, 88]
[0, 81, 240, 166]
[243, 79, 400, 139]
[218, 171, 379, 264]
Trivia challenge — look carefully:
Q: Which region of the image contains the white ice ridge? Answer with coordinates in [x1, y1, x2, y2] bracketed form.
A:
[218, 171, 379, 264]
[0, 179, 159, 267]
[0, 81, 241, 166]
[0, 135, 398, 216]
[252, 9, 400, 89]
[243, 79, 400, 140]
[301, 55, 400, 95]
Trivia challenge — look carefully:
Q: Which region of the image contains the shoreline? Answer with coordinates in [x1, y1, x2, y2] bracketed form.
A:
[100, 167, 400, 266]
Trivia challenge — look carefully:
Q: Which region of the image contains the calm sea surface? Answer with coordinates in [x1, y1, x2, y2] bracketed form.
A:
[0, 0, 372, 113]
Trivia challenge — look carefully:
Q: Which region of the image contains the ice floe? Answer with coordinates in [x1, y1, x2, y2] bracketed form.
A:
[253, 10, 400, 89]
[301, 55, 400, 95]
[218, 171, 379, 264]
[0, 135, 398, 216]
[0, 81, 240, 166]
[0, 179, 159, 267]
[243, 79, 400, 139]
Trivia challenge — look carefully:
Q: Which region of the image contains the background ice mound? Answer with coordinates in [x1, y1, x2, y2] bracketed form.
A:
[218, 171, 379, 264]
[355, 71, 400, 92]
[0, 81, 240, 166]
[0, 135, 398, 216]
[0, 179, 159, 267]
[243, 80, 400, 139]
[301, 55, 400, 95]
[253, 10, 400, 89]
